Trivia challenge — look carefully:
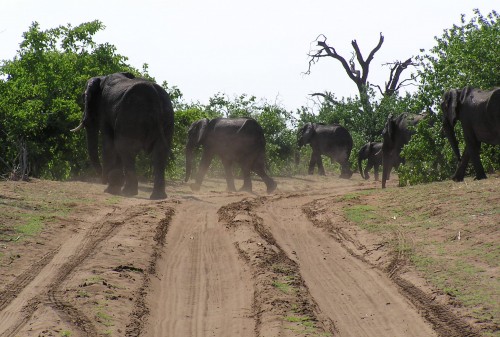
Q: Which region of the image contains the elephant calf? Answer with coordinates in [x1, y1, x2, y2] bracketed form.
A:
[358, 142, 382, 181]
[185, 117, 277, 193]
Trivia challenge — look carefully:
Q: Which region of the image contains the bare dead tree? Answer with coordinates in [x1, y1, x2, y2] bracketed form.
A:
[306, 33, 416, 141]
[307, 33, 384, 99]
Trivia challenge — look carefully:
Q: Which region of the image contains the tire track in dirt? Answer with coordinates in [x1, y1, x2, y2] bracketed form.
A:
[145, 195, 255, 337]
[0, 204, 148, 337]
[303, 197, 481, 337]
[253, 192, 438, 337]
[126, 207, 175, 336]
[218, 197, 336, 337]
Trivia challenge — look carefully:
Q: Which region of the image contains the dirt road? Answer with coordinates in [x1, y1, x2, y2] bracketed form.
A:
[0, 176, 480, 336]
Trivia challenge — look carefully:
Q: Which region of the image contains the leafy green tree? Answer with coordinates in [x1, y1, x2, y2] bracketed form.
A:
[400, 9, 500, 185]
[0, 21, 138, 179]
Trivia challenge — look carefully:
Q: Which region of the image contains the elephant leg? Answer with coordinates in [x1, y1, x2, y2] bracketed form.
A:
[191, 151, 213, 191]
[121, 154, 139, 197]
[315, 153, 326, 176]
[364, 161, 373, 180]
[240, 165, 253, 193]
[452, 146, 470, 182]
[101, 133, 117, 185]
[374, 164, 380, 181]
[221, 158, 236, 192]
[308, 154, 317, 175]
[252, 157, 277, 194]
[105, 160, 124, 195]
[469, 142, 487, 180]
[382, 156, 392, 188]
[150, 143, 167, 199]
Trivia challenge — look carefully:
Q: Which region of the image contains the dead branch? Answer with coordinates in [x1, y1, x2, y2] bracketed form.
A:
[310, 92, 340, 105]
[307, 33, 385, 91]
[384, 58, 414, 96]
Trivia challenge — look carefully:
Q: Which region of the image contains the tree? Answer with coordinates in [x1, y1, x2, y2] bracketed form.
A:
[399, 9, 500, 185]
[306, 33, 415, 141]
[0, 21, 139, 179]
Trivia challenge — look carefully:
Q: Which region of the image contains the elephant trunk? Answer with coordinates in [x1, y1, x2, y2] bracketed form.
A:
[86, 127, 102, 179]
[443, 122, 461, 161]
[358, 155, 364, 179]
[185, 143, 195, 182]
[294, 147, 301, 165]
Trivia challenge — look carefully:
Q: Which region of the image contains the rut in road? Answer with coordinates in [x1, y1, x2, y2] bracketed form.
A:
[145, 195, 256, 337]
[0, 201, 171, 337]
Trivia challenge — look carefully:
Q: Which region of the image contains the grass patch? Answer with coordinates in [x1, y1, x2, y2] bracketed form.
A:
[344, 205, 381, 232]
[60, 331, 72, 337]
[285, 315, 331, 336]
[273, 281, 292, 294]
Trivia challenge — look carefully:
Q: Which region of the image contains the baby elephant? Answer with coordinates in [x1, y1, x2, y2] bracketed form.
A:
[358, 142, 382, 181]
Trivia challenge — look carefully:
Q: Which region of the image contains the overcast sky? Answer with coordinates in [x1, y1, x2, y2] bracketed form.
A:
[1, 1, 498, 111]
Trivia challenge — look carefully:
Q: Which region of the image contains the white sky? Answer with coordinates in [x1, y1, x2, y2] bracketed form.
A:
[1, 1, 498, 111]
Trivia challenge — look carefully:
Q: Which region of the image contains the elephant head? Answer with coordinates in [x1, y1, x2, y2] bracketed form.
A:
[441, 89, 464, 161]
[185, 118, 209, 182]
[297, 122, 315, 148]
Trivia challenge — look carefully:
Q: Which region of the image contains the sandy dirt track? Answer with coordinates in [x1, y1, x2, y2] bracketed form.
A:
[0, 175, 484, 337]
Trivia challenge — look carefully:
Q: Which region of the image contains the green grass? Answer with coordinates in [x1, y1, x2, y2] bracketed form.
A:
[284, 315, 332, 336]
[344, 205, 382, 232]
[273, 281, 292, 294]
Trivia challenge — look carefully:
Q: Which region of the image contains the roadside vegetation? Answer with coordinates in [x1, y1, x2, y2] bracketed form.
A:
[0, 10, 498, 184]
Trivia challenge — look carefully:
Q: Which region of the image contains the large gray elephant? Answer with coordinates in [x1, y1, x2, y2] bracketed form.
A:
[185, 117, 277, 193]
[297, 122, 353, 178]
[71, 72, 174, 199]
[358, 142, 382, 181]
[441, 87, 500, 181]
[381, 113, 424, 188]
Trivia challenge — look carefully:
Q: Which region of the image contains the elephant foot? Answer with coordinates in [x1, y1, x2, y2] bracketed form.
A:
[340, 172, 353, 179]
[190, 183, 201, 191]
[266, 180, 277, 194]
[122, 187, 138, 197]
[239, 185, 252, 193]
[104, 185, 122, 195]
[150, 190, 167, 200]
[474, 173, 487, 180]
[452, 175, 464, 182]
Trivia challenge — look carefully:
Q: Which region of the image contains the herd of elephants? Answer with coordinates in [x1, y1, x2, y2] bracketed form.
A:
[70, 72, 500, 199]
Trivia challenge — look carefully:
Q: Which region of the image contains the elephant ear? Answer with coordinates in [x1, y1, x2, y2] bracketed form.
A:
[301, 122, 315, 144]
[83, 77, 103, 124]
[196, 118, 209, 144]
[445, 89, 462, 127]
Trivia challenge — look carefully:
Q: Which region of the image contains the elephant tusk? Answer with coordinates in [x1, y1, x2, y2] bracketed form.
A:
[70, 122, 84, 132]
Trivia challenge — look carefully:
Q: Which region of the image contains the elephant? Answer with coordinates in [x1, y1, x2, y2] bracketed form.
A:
[441, 87, 500, 181]
[358, 142, 382, 181]
[297, 122, 353, 178]
[184, 117, 277, 193]
[381, 112, 425, 188]
[71, 72, 174, 199]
